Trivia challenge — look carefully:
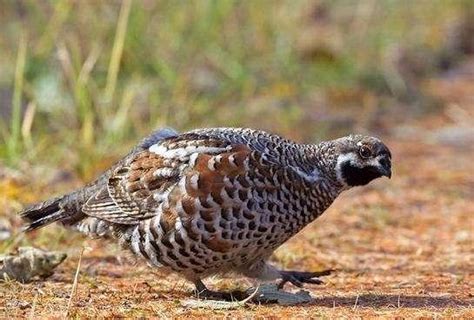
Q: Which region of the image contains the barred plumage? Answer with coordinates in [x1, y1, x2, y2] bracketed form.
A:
[20, 127, 392, 298]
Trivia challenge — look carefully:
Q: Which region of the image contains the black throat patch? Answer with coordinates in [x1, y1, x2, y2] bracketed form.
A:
[341, 160, 382, 186]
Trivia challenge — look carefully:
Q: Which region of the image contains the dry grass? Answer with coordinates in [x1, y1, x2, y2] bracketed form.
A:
[1, 2, 473, 317]
[1, 111, 472, 318]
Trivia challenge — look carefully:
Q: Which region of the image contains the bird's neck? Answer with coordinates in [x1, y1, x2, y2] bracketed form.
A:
[297, 142, 343, 191]
[274, 142, 343, 232]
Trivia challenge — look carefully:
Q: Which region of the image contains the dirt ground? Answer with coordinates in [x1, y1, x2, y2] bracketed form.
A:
[1, 72, 473, 318]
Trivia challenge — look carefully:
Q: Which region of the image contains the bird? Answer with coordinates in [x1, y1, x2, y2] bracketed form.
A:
[20, 127, 392, 300]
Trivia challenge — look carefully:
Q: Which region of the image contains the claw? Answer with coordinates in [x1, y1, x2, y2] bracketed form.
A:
[304, 278, 324, 285]
[309, 269, 333, 277]
[278, 269, 333, 289]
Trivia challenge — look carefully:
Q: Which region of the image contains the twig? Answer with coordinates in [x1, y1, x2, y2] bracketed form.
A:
[240, 285, 261, 305]
[28, 293, 38, 320]
[64, 247, 84, 318]
[353, 293, 360, 310]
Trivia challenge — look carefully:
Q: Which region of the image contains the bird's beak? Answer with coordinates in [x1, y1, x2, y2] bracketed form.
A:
[382, 166, 392, 179]
[378, 156, 392, 179]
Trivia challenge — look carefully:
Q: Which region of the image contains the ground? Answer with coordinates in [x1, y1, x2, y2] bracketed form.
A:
[1, 2, 473, 318]
[1, 108, 473, 318]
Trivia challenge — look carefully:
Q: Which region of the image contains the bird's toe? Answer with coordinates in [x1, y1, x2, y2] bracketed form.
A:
[278, 269, 333, 289]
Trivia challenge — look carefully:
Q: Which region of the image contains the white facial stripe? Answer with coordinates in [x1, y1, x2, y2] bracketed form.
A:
[338, 152, 384, 168]
[335, 153, 358, 187]
[336, 153, 359, 167]
[335, 152, 385, 187]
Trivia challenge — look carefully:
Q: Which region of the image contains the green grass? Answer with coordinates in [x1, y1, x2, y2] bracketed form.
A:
[0, 1, 470, 177]
[2, 32, 27, 164]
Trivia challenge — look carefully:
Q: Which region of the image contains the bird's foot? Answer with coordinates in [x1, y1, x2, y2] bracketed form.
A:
[194, 280, 248, 301]
[194, 288, 248, 301]
[278, 269, 333, 289]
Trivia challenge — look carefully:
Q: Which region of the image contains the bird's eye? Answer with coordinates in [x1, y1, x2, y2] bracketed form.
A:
[359, 146, 372, 159]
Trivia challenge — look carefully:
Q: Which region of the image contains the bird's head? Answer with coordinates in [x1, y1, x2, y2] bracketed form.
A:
[332, 135, 392, 188]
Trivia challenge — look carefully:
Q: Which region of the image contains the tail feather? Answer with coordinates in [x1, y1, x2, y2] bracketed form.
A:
[20, 127, 179, 232]
[20, 196, 68, 231]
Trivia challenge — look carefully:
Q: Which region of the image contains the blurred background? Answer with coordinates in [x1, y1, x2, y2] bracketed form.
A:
[1, 0, 472, 178]
[1, 1, 473, 317]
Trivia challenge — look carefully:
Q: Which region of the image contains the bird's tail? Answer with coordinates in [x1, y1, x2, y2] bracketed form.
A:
[20, 195, 69, 231]
[20, 187, 92, 232]
[20, 127, 179, 232]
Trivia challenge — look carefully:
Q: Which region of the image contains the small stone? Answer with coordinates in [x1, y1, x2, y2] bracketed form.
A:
[181, 284, 314, 309]
[6, 300, 31, 310]
[0, 246, 67, 283]
[0, 218, 12, 241]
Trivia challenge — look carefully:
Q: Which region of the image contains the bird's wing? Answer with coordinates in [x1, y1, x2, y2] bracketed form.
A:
[82, 133, 237, 224]
[173, 142, 273, 254]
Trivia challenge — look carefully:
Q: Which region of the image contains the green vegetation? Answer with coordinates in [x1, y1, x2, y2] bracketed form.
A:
[0, 1, 471, 178]
[1, 2, 473, 317]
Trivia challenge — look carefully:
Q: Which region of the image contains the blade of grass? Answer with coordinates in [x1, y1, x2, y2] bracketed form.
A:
[64, 246, 84, 318]
[77, 45, 101, 152]
[36, 0, 72, 56]
[21, 101, 36, 152]
[107, 84, 136, 143]
[28, 293, 38, 320]
[104, 0, 132, 103]
[58, 41, 96, 153]
[8, 32, 27, 162]
[78, 44, 101, 86]
[0, 117, 9, 152]
[353, 293, 360, 310]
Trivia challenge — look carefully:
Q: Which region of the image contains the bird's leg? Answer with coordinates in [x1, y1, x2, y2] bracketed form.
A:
[278, 269, 333, 289]
[239, 260, 332, 290]
[193, 279, 248, 301]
